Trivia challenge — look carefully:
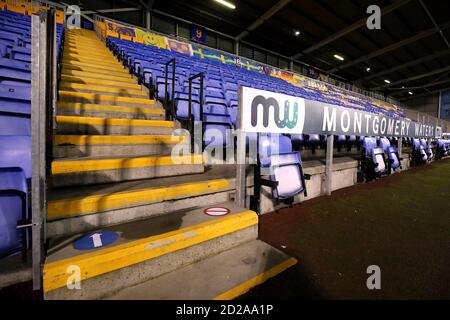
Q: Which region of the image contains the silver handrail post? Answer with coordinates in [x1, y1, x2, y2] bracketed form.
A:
[31, 9, 56, 292]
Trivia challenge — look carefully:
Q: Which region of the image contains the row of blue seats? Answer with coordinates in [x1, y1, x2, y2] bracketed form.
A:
[0, 10, 33, 257]
[247, 134, 406, 201]
[0, 10, 64, 258]
[362, 137, 402, 179]
[104, 36, 443, 204]
[436, 139, 450, 158]
[252, 134, 403, 202]
[106, 37, 405, 147]
[0, 10, 64, 134]
[259, 133, 445, 197]
[0, 10, 64, 64]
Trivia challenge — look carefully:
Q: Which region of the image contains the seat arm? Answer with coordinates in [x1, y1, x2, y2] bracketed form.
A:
[260, 178, 278, 188]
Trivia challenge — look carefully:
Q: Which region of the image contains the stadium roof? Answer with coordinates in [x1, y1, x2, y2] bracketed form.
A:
[105, 0, 450, 101]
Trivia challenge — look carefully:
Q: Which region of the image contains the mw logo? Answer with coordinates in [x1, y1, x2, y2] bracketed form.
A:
[251, 95, 299, 129]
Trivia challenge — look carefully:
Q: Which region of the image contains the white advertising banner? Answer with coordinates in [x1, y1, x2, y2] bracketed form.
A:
[238, 86, 306, 134]
[238, 86, 439, 138]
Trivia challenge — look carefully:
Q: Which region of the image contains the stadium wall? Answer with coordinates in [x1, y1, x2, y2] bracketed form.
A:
[404, 93, 440, 119]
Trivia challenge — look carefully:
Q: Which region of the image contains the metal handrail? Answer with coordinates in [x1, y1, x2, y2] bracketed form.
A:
[46, 9, 56, 175]
[164, 58, 176, 121]
[188, 72, 204, 154]
[31, 8, 58, 291]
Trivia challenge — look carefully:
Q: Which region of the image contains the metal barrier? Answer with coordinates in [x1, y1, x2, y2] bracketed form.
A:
[188, 72, 204, 154]
[31, 9, 57, 291]
[164, 58, 176, 121]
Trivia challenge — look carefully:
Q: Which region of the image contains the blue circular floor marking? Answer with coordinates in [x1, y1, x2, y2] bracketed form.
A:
[73, 231, 119, 251]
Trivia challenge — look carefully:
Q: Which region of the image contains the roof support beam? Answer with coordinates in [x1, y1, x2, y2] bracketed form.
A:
[399, 86, 450, 101]
[359, 49, 450, 82]
[328, 21, 450, 73]
[419, 0, 450, 49]
[81, 7, 142, 14]
[374, 65, 450, 90]
[235, 0, 291, 41]
[291, 0, 412, 60]
[391, 78, 450, 96]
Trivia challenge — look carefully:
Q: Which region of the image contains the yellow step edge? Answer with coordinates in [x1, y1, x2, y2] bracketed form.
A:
[62, 55, 121, 65]
[65, 36, 98, 39]
[213, 258, 298, 300]
[65, 34, 99, 38]
[64, 49, 111, 56]
[64, 43, 104, 50]
[64, 45, 109, 52]
[48, 179, 231, 220]
[63, 54, 113, 61]
[61, 65, 130, 76]
[60, 75, 140, 88]
[64, 41, 102, 47]
[62, 61, 126, 72]
[61, 69, 133, 81]
[56, 115, 171, 127]
[58, 91, 154, 105]
[51, 154, 204, 174]
[64, 38, 103, 44]
[43, 210, 258, 293]
[61, 65, 127, 76]
[62, 55, 124, 65]
[57, 102, 162, 115]
[63, 52, 115, 60]
[54, 135, 185, 146]
[60, 83, 147, 96]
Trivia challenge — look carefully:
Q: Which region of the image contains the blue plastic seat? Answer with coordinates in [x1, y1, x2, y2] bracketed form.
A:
[258, 134, 307, 199]
[363, 137, 387, 177]
[0, 84, 31, 135]
[0, 57, 31, 86]
[0, 135, 31, 257]
[413, 139, 428, 162]
[420, 139, 434, 161]
[379, 137, 401, 171]
[10, 45, 31, 62]
[0, 31, 20, 47]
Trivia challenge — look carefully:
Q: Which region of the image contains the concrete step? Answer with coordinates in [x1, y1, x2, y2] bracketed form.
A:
[62, 54, 122, 66]
[53, 134, 187, 158]
[56, 101, 164, 120]
[65, 34, 99, 40]
[59, 82, 147, 97]
[55, 115, 174, 135]
[63, 52, 113, 61]
[64, 38, 100, 50]
[62, 59, 123, 71]
[64, 45, 106, 52]
[107, 240, 297, 300]
[60, 75, 141, 89]
[61, 69, 133, 82]
[61, 66, 130, 79]
[62, 61, 127, 73]
[44, 203, 258, 300]
[64, 38, 103, 45]
[50, 154, 204, 187]
[47, 165, 245, 237]
[63, 48, 111, 56]
[64, 44, 107, 52]
[62, 54, 121, 66]
[58, 91, 154, 107]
